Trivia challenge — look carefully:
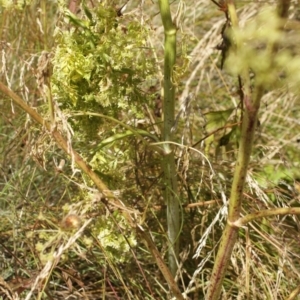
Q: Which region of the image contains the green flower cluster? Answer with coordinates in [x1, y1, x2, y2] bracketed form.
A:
[52, 4, 155, 117]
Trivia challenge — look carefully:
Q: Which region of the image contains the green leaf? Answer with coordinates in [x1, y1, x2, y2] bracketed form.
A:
[97, 129, 158, 149]
[83, 4, 93, 22]
[204, 108, 234, 133]
[65, 11, 90, 30]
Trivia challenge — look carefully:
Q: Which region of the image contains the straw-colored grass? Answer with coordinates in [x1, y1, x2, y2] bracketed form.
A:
[0, 0, 300, 299]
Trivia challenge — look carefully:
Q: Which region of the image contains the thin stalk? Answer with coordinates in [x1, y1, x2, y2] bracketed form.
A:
[158, 0, 180, 276]
[207, 1, 291, 298]
[235, 207, 300, 227]
[206, 2, 262, 298]
[41, 0, 47, 49]
[206, 86, 263, 300]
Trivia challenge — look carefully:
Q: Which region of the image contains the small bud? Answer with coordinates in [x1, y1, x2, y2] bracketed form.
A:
[61, 214, 81, 230]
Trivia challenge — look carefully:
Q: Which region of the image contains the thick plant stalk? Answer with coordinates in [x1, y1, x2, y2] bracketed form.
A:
[207, 1, 291, 298]
[205, 2, 263, 298]
[158, 0, 180, 276]
[206, 87, 263, 300]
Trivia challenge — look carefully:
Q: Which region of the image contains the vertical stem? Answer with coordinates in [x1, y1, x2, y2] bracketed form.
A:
[206, 86, 263, 300]
[158, 0, 179, 276]
[207, 1, 291, 298]
[41, 0, 47, 49]
[207, 2, 263, 298]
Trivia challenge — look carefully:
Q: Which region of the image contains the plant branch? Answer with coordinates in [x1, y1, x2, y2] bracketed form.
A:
[137, 225, 184, 300]
[232, 207, 300, 227]
[207, 88, 263, 300]
[206, 2, 263, 299]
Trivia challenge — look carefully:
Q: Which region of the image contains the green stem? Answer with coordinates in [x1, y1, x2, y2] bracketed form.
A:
[235, 207, 300, 227]
[158, 0, 179, 276]
[207, 85, 263, 300]
[207, 1, 291, 297]
[206, 2, 263, 298]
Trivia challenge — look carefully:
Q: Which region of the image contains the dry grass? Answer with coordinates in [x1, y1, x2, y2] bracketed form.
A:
[0, 0, 300, 299]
